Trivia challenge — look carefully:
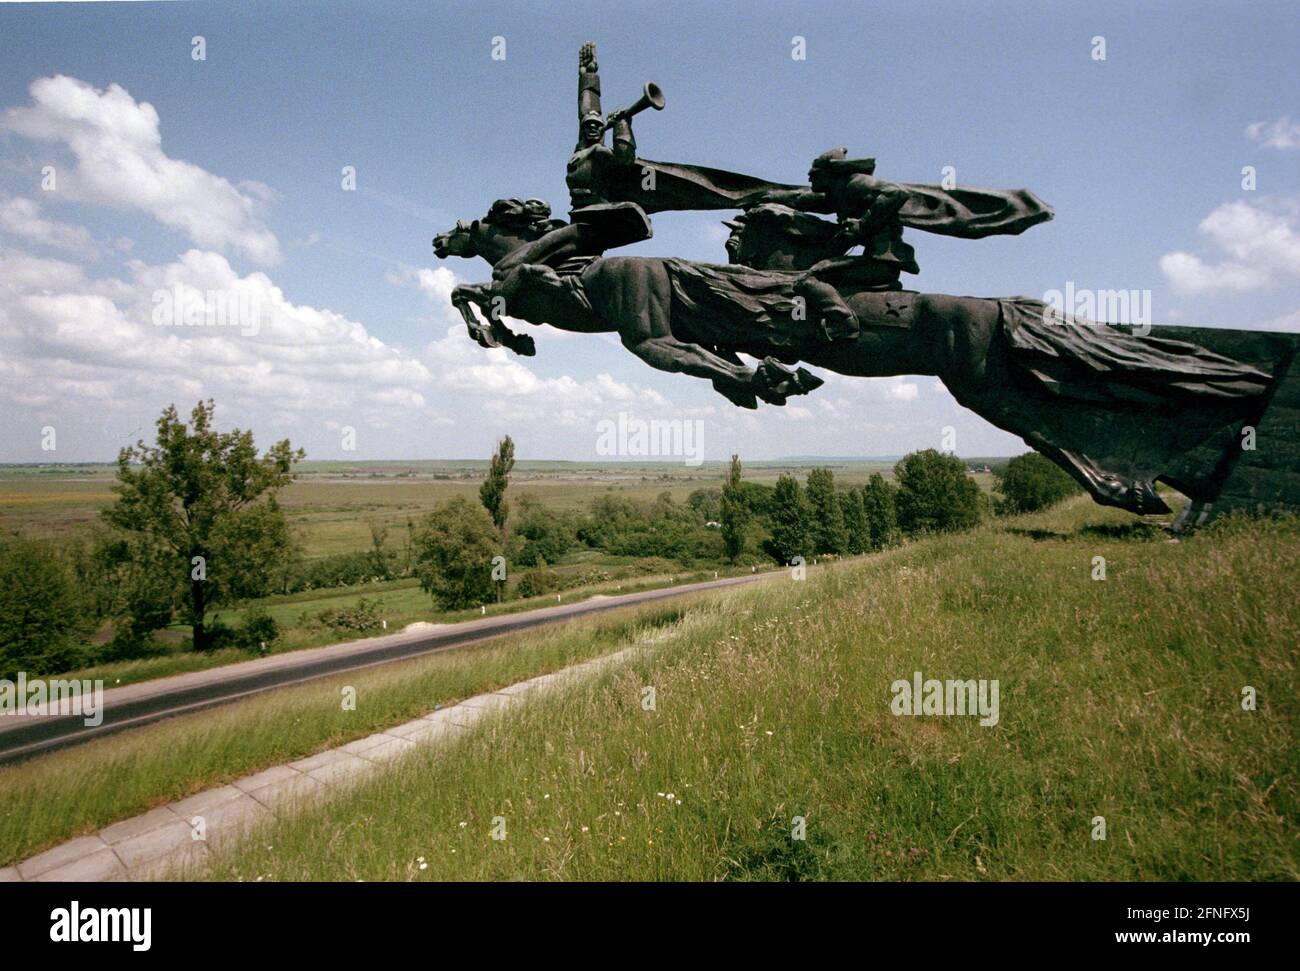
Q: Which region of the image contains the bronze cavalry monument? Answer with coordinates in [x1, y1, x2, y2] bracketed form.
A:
[433, 44, 1299, 529]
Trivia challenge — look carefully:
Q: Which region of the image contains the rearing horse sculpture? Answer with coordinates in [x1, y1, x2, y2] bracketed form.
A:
[434, 198, 1285, 520]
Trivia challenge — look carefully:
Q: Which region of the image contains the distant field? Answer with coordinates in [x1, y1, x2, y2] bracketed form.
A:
[0, 459, 999, 558]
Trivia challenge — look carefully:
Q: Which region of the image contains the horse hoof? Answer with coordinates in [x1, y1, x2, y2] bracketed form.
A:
[795, 367, 824, 392]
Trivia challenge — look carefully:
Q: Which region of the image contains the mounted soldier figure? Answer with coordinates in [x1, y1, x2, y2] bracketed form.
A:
[755, 148, 1054, 339]
[485, 42, 800, 302]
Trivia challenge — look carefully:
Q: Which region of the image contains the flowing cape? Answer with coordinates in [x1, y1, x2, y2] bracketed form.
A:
[897, 184, 1054, 238]
[611, 159, 800, 214]
[607, 157, 1053, 240]
[998, 298, 1273, 408]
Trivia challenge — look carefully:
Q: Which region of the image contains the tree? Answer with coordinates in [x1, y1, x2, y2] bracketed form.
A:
[720, 454, 749, 563]
[805, 467, 847, 555]
[103, 401, 302, 651]
[862, 475, 899, 550]
[840, 488, 868, 555]
[687, 487, 723, 524]
[414, 496, 501, 610]
[994, 451, 1081, 514]
[893, 449, 982, 536]
[367, 520, 392, 579]
[479, 435, 516, 538]
[0, 535, 88, 678]
[511, 494, 575, 567]
[766, 474, 809, 564]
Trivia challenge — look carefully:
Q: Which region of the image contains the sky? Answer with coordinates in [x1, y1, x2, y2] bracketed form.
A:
[0, 0, 1296, 463]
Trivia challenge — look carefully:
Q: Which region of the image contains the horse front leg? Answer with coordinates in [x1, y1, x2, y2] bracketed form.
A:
[626, 335, 761, 408]
[451, 283, 535, 356]
[625, 336, 821, 409]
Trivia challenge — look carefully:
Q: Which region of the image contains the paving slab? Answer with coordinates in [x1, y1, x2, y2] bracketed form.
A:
[17, 834, 111, 879]
[494, 680, 540, 697]
[356, 736, 417, 764]
[394, 719, 462, 744]
[387, 716, 448, 738]
[113, 818, 195, 869]
[100, 805, 182, 846]
[33, 847, 125, 883]
[0, 867, 21, 882]
[172, 784, 245, 818]
[200, 793, 272, 836]
[459, 692, 517, 713]
[524, 672, 570, 693]
[447, 706, 489, 729]
[288, 749, 353, 774]
[129, 841, 208, 882]
[247, 772, 331, 812]
[305, 753, 374, 787]
[340, 733, 392, 756]
[232, 764, 301, 793]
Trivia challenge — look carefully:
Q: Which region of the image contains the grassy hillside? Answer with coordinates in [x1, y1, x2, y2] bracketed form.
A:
[195, 497, 1298, 881]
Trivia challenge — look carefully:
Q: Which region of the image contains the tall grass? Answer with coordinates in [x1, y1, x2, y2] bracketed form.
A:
[199, 500, 1298, 881]
[0, 603, 685, 867]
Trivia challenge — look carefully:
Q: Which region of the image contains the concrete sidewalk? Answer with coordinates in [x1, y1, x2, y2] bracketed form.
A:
[0, 647, 636, 883]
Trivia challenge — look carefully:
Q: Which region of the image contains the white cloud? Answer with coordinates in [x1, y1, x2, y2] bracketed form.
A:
[1246, 116, 1300, 150]
[1, 76, 280, 263]
[1159, 199, 1300, 292]
[424, 322, 672, 427]
[0, 196, 98, 257]
[0, 243, 713, 459]
[0, 245, 429, 427]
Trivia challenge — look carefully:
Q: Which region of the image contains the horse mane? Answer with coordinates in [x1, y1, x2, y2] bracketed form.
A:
[739, 203, 841, 241]
[820, 157, 877, 177]
[483, 198, 566, 240]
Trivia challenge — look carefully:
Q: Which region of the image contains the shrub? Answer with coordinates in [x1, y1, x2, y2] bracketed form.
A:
[309, 598, 386, 634]
[994, 451, 1081, 514]
[0, 535, 88, 678]
[236, 608, 280, 651]
[290, 550, 394, 592]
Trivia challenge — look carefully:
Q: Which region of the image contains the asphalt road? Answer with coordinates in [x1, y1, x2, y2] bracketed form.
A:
[0, 571, 777, 766]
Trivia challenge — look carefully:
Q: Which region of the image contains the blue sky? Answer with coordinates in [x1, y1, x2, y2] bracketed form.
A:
[0, 0, 1296, 462]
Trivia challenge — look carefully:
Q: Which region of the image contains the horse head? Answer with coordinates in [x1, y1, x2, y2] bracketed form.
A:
[432, 219, 480, 260]
[433, 198, 566, 267]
